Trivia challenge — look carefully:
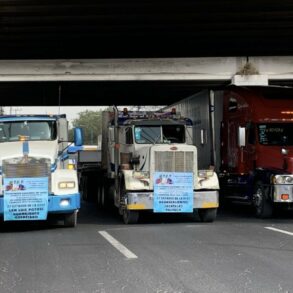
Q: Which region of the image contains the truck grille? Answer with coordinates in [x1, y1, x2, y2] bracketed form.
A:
[154, 151, 194, 172]
[2, 157, 51, 191]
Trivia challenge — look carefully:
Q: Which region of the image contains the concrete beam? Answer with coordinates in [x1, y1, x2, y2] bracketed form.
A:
[0, 57, 293, 82]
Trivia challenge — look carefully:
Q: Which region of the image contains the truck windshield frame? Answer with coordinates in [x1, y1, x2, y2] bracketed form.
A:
[258, 123, 293, 146]
[134, 125, 185, 144]
[0, 120, 57, 142]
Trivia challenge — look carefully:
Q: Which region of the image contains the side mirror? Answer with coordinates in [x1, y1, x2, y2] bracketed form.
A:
[238, 126, 246, 147]
[74, 127, 84, 146]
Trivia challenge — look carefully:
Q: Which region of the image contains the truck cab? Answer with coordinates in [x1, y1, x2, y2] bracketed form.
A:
[101, 108, 219, 224]
[0, 115, 83, 227]
[220, 86, 293, 217]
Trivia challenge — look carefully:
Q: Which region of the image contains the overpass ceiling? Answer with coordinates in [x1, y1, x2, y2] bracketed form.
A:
[1, 0, 293, 59]
[1, 1, 293, 106]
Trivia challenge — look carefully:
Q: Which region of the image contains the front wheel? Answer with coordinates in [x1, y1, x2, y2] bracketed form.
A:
[253, 181, 273, 219]
[123, 209, 139, 224]
[64, 211, 78, 227]
[198, 208, 217, 222]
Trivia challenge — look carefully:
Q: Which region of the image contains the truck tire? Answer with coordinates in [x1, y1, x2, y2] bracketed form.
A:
[81, 176, 88, 201]
[64, 211, 77, 227]
[119, 178, 139, 224]
[123, 209, 139, 224]
[198, 208, 217, 222]
[97, 184, 103, 208]
[253, 181, 273, 219]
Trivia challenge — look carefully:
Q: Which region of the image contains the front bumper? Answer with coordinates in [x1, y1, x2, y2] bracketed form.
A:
[125, 190, 219, 211]
[0, 193, 80, 216]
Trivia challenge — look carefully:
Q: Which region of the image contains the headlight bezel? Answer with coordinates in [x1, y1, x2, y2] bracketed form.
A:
[198, 169, 214, 179]
[273, 175, 293, 185]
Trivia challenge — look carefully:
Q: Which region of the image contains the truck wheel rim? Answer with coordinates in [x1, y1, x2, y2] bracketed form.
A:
[254, 187, 263, 212]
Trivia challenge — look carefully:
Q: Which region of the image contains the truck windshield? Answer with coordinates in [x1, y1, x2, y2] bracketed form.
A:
[258, 123, 293, 146]
[0, 120, 57, 142]
[134, 125, 185, 144]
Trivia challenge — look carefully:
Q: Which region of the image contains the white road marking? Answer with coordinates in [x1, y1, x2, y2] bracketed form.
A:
[265, 227, 293, 236]
[98, 230, 138, 259]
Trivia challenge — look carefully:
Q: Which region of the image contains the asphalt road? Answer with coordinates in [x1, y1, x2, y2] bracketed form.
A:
[1, 202, 293, 293]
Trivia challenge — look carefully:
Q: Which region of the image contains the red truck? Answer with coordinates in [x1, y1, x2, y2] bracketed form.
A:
[165, 85, 293, 218]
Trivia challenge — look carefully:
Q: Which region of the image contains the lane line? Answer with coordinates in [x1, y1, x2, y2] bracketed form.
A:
[98, 230, 138, 259]
[265, 227, 293, 236]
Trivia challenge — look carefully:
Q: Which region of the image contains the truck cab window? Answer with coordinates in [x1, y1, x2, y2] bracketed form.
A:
[162, 125, 185, 143]
[258, 123, 293, 146]
[0, 121, 57, 142]
[134, 126, 160, 144]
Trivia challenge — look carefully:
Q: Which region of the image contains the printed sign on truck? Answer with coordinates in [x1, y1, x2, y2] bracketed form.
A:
[154, 172, 193, 213]
[4, 177, 49, 221]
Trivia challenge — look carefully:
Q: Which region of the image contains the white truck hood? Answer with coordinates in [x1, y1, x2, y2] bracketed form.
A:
[0, 140, 58, 165]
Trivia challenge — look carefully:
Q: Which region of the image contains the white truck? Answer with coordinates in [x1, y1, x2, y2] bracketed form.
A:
[0, 114, 83, 227]
[99, 107, 219, 224]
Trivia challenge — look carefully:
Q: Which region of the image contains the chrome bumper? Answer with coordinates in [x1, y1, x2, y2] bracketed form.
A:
[125, 190, 219, 211]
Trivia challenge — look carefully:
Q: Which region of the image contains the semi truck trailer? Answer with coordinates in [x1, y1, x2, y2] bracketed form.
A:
[166, 85, 293, 218]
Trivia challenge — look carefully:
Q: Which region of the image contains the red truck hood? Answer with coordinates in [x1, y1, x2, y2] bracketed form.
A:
[257, 145, 293, 173]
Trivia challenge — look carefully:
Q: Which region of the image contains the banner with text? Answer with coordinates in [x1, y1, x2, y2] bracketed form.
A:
[4, 177, 49, 221]
[154, 172, 193, 213]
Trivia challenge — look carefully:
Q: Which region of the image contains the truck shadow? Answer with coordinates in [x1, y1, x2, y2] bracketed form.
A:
[217, 202, 293, 224]
[2, 201, 293, 232]
[79, 200, 293, 226]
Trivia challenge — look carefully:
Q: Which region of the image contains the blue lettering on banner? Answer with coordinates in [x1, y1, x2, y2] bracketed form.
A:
[153, 172, 193, 213]
[3, 177, 49, 221]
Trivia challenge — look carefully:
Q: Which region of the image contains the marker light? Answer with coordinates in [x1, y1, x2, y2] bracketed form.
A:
[68, 163, 75, 170]
[19, 135, 29, 141]
[281, 194, 289, 200]
[123, 108, 128, 115]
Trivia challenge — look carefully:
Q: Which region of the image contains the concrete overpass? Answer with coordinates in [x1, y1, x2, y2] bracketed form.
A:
[0, 57, 293, 106]
[1, 1, 293, 106]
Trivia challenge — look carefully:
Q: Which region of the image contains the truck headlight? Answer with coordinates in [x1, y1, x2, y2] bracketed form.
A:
[58, 181, 76, 189]
[198, 170, 214, 178]
[133, 171, 149, 179]
[274, 175, 293, 184]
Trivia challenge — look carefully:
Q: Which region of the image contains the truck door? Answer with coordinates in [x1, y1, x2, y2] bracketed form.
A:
[227, 120, 238, 172]
[57, 117, 68, 153]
